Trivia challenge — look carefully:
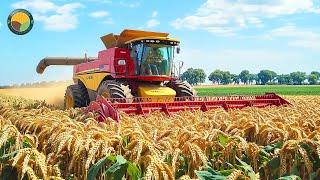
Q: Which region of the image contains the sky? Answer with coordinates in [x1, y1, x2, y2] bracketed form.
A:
[1, 0, 320, 85]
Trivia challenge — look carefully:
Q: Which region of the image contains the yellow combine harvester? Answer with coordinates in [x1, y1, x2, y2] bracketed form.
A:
[37, 29, 290, 122]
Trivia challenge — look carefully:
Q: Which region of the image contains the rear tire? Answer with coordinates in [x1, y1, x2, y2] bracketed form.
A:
[166, 81, 195, 99]
[64, 84, 89, 109]
[97, 80, 132, 102]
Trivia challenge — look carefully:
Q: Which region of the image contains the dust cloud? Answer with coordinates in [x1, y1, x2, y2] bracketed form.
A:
[0, 84, 70, 106]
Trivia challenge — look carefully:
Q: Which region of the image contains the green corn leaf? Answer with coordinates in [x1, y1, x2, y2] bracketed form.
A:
[106, 155, 117, 163]
[290, 162, 300, 176]
[0, 138, 15, 157]
[236, 157, 255, 180]
[106, 155, 127, 174]
[127, 162, 141, 180]
[279, 175, 302, 180]
[175, 156, 189, 179]
[218, 134, 229, 146]
[109, 164, 128, 180]
[259, 149, 269, 157]
[267, 157, 280, 169]
[196, 170, 227, 180]
[67, 174, 75, 180]
[122, 136, 129, 148]
[212, 151, 223, 158]
[219, 169, 233, 176]
[263, 141, 283, 153]
[0, 150, 18, 163]
[87, 156, 111, 180]
[309, 172, 318, 180]
[207, 167, 222, 175]
[196, 165, 234, 180]
[0, 165, 18, 180]
[105, 155, 128, 179]
[23, 139, 32, 148]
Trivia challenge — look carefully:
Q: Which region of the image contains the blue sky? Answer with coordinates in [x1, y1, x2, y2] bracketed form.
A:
[1, 0, 320, 85]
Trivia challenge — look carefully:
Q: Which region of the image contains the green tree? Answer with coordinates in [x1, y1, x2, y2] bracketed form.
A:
[208, 69, 223, 84]
[231, 74, 240, 84]
[311, 71, 320, 79]
[308, 74, 318, 85]
[277, 74, 292, 85]
[249, 74, 257, 84]
[194, 69, 207, 84]
[239, 70, 250, 84]
[257, 70, 277, 85]
[290, 71, 306, 85]
[181, 68, 206, 85]
[220, 71, 232, 84]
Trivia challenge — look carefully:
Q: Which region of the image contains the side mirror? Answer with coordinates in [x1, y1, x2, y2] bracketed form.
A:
[177, 46, 180, 54]
[179, 61, 184, 69]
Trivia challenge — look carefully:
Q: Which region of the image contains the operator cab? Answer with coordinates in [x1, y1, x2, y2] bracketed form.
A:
[127, 38, 179, 77]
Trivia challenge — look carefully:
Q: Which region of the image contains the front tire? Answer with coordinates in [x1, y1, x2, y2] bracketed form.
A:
[97, 80, 131, 102]
[64, 84, 89, 109]
[166, 81, 195, 99]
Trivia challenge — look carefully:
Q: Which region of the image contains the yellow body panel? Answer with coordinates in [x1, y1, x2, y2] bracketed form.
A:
[100, 29, 178, 48]
[74, 72, 109, 91]
[138, 86, 176, 102]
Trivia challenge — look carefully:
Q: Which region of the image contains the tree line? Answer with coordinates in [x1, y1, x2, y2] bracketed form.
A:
[181, 68, 320, 85]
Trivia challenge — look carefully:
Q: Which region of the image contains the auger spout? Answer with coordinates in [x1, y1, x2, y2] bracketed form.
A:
[36, 57, 97, 74]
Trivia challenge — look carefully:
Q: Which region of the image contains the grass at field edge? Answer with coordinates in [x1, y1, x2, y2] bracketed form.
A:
[195, 85, 320, 96]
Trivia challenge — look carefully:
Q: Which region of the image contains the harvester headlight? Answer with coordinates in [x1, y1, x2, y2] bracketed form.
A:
[118, 59, 126, 65]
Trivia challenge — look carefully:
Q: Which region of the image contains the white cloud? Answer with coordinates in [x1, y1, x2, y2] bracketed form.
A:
[119, 1, 140, 8]
[11, 0, 84, 31]
[271, 24, 319, 39]
[271, 24, 320, 51]
[86, 0, 112, 4]
[36, 13, 79, 31]
[0, 22, 2, 28]
[89, 11, 109, 18]
[151, 11, 158, 18]
[103, 18, 114, 24]
[89, 11, 113, 24]
[56, 3, 83, 14]
[146, 19, 160, 28]
[247, 17, 264, 28]
[143, 11, 160, 28]
[172, 0, 320, 36]
[12, 0, 56, 13]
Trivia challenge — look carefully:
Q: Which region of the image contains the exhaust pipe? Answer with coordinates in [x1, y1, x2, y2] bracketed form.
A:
[36, 57, 97, 74]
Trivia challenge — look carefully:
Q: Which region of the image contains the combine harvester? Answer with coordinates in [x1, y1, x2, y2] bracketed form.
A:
[37, 29, 290, 122]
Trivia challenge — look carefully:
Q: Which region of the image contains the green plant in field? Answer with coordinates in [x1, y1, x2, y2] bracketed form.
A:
[196, 139, 320, 180]
[195, 85, 320, 96]
[195, 157, 257, 180]
[87, 155, 141, 180]
[279, 175, 302, 180]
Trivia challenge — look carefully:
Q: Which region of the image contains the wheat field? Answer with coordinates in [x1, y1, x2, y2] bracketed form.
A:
[0, 85, 67, 107]
[0, 94, 319, 180]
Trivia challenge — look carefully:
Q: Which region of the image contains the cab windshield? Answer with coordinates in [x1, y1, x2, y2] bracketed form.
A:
[130, 43, 174, 76]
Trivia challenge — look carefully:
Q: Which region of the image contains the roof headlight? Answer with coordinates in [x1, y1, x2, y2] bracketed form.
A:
[118, 59, 126, 65]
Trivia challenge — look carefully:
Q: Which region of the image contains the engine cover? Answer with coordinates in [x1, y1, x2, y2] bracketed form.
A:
[137, 86, 176, 102]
